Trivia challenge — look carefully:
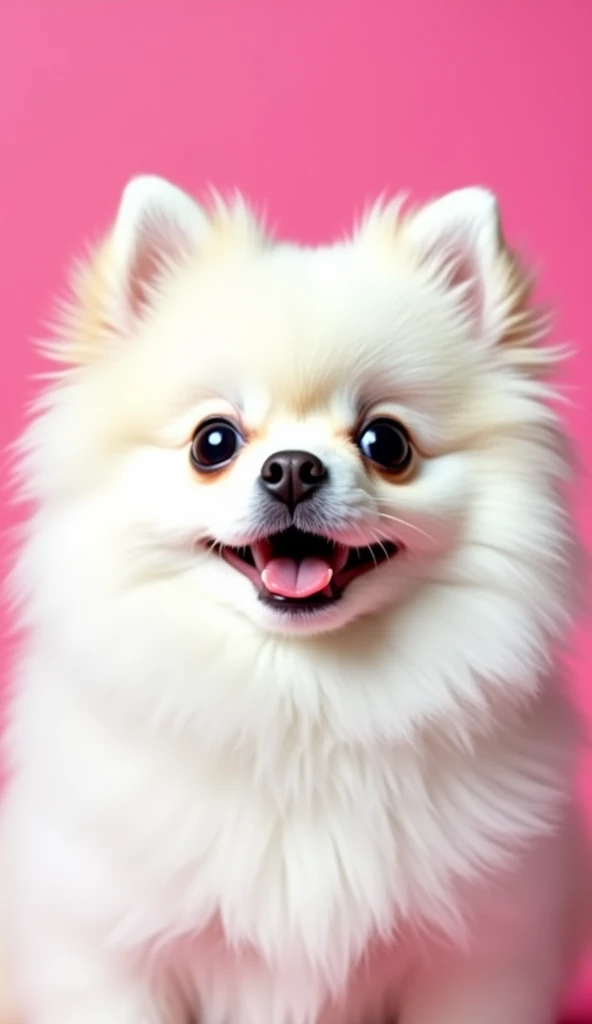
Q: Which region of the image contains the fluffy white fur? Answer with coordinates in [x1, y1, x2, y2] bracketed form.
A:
[1, 177, 588, 1024]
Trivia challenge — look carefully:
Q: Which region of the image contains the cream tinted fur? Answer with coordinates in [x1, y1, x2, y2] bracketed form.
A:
[2, 178, 587, 1024]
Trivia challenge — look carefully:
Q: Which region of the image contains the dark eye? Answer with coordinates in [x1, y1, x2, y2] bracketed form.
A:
[357, 418, 413, 474]
[190, 419, 243, 471]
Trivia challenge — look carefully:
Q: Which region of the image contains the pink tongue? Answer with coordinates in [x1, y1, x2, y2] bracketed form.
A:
[261, 557, 333, 599]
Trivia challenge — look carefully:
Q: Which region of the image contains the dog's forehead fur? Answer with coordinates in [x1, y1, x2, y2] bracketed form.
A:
[102, 238, 478, 441]
[27, 182, 559, 508]
[47, 185, 549, 461]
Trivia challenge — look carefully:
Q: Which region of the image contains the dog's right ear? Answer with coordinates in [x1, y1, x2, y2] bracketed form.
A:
[108, 175, 209, 334]
[53, 176, 209, 364]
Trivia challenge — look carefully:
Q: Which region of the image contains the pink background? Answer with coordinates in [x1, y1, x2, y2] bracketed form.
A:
[0, 2, 590, 1018]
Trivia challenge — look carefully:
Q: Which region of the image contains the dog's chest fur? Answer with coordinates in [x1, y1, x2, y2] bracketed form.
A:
[86, 723, 434, 1022]
[10, 669, 569, 1024]
[14, 675, 563, 1023]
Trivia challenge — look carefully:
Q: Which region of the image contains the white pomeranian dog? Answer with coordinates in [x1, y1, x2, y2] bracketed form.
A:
[1, 177, 588, 1024]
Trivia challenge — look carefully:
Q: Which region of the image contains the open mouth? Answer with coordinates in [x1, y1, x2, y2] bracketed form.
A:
[212, 527, 400, 612]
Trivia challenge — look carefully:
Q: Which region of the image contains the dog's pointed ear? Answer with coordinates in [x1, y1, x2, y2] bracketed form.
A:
[406, 187, 505, 345]
[51, 176, 265, 366]
[108, 175, 209, 332]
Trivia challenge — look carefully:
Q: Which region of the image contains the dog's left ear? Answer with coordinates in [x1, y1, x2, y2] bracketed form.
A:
[51, 176, 212, 364]
[108, 175, 210, 333]
[406, 187, 507, 346]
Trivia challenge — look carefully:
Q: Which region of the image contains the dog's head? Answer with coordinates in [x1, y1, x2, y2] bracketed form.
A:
[15, 178, 576, 737]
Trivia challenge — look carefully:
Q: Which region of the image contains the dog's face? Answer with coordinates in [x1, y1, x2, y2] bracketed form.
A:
[113, 217, 488, 638]
[16, 179, 573, 732]
[110, 237, 474, 637]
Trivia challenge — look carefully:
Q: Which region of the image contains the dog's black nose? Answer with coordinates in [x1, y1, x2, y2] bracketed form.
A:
[260, 450, 328, 511]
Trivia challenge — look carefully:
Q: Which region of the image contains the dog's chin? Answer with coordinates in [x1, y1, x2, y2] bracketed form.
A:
[200, 526, 409, 637]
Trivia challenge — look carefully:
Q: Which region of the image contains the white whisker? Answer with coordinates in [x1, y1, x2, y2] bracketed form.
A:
[376, 511, 434, 544]
[367, 526, 391, 565]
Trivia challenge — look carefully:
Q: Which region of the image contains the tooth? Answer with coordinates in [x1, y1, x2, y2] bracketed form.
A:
[332, 544, 349, 574]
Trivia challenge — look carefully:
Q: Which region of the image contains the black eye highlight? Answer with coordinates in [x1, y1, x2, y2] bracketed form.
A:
[356, 418, 413, 474]
[190, 418, 243, 472]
